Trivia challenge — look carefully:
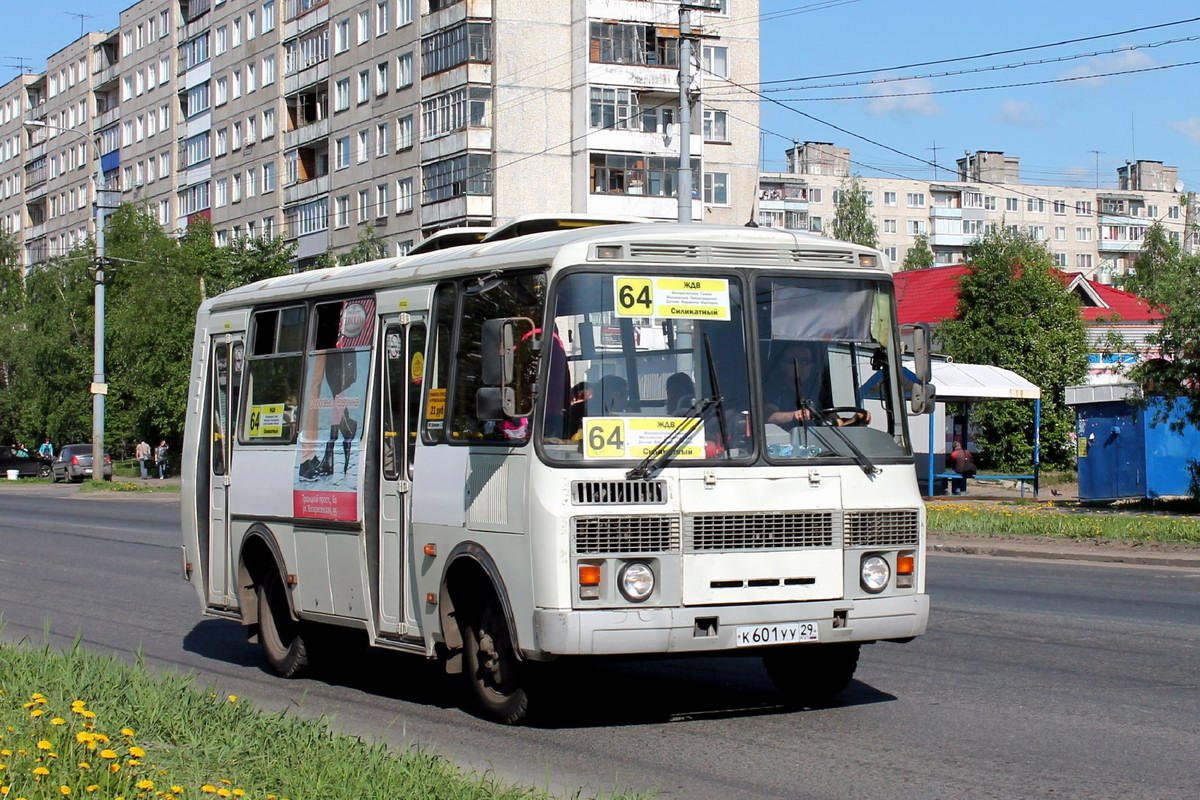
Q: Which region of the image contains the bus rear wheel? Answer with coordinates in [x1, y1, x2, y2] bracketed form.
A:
[763, 642, 860, 707]
[461, 598, 529, 724]
[257, 571, 310, 678]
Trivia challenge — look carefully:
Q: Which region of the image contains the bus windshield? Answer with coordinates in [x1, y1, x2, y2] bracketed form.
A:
[539, 270, 910, 465]
[540, 270, 752, 463]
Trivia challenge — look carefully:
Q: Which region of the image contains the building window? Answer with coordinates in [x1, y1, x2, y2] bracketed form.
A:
[907, 219, 926, 235]
[396, 0, 412, 27]
[263, 108, 276, 138]
[884, 246, 898, 261]
[1054, 226, 1066, 241]
[376, 62, 389, 95]
[810, 216, 823, 233]
[883, 219, 897, 234]
[703, 172, 729, 205]
[396, 177, 413, 213]
[883, 191, 896, 206]
[1027, 198, 1045, 213]
[1053, 199, 1066, 215]
[376, 123, 387, 156]
[589, 153, 699, 198]
[396, 52, 413, 88]
[1027, 225, 1045, 240]
[1075, 226, 1093, 242]
[420, 87, 488, 139]
[335, 78, 350, 111]
[357, 70, 370, 104]
[263, 55, 276, 86]
[1168, 205, 1181, 220]
[335, 19, 350, 53]
[589, 87, 639, 131]
[334, 136, 350, 169]
[394, 115, 413, 150]
[335, 194, 349, 228]
[906, 192, 925, 208]
[286, 198, 329, 237]
[262, 1, 276, 33]
[1005, 197, 1019, 212]
[357, 189, 369, 222]
[263, 161, 276, 191]
[702, 45, 728, 78]
[702, 108, 728, 142]
[1076, 253, 1093, 270]
[1052, 252, 1067, 267]
[422, 153, 492, 203]
[984, 195, 996, 211]
[1075, 200, 1093, 215]
[422, 21, 492, 76]
[587, 21, 679, 67]
[375, 183, 388, 217]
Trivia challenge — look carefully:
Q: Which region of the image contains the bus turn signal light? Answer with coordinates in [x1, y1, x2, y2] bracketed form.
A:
[579, 564, 601, 600]
[897, 552, 915, 575]
[423, 544, 437, 557]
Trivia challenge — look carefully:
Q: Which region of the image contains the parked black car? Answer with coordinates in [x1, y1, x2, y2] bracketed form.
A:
[51, 443, 113, 483]
[0, 445, 42, 478]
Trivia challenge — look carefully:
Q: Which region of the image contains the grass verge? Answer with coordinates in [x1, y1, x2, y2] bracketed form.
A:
[0, 634, 647, 800]
[927, 501, 1200, 544]
[77, 479, 179, 494]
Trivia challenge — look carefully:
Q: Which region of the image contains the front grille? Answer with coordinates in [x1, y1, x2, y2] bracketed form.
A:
[628, 243, 701, 261]
[571, 480, 666, 505]
[685, 512, 834, 552]
[707, 245, 788, 265]
[844, 509, 920, 547]
[572, 515, 680, 555]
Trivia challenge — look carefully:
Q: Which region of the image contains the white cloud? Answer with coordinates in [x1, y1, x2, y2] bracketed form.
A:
[1060, 49, 1155, 85]
[1170, 117, 1200, 145]
[865, 77, 941, 118]
[994, 99, 1036, 127]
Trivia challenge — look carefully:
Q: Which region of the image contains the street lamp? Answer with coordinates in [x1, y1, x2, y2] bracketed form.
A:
[25, 119, 112, 475]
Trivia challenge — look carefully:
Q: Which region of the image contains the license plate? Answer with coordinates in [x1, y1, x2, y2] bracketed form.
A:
[735, 622, 819, 647]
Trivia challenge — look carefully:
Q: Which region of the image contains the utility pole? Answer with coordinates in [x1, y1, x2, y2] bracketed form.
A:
[927, 141, 938, 181]
[1088, 150, 1103, 189]
[676, 1, 720, 223]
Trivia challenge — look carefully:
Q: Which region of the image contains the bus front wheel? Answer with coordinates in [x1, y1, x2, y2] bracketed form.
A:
[257, 571, 310, 678]
[763, 642, 860, 706]
[461, 598, 529, 724]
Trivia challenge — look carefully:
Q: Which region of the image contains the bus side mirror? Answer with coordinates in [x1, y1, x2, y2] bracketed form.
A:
[476, 387, 515, 421]
[481, 319, 516, 387]
[903, 322, 934, 415]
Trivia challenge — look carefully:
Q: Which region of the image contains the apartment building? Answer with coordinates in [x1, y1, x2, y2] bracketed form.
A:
[759, 142, 1199, 280]
[1, 0, 759, 269]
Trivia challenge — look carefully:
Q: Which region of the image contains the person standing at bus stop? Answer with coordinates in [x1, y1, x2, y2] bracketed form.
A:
[135, 438, 151, 479]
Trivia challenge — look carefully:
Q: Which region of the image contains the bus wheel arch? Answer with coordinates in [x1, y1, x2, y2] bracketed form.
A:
[237, 526, 311, 678]
[439, 544, 529, 723]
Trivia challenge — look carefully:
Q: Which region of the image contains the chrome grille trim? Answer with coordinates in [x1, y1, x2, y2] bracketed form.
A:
[571, 480, 666, 505]
[844, 509, 920, 547]
[684, 512, 835, 552]
[572, 515, 681, 555]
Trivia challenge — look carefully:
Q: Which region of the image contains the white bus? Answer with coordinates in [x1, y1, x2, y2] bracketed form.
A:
[181, 219, 933, 724]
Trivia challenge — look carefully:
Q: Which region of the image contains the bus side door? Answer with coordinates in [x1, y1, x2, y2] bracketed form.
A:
[377, 317, 426, 635]
[207, 334, 243, 607]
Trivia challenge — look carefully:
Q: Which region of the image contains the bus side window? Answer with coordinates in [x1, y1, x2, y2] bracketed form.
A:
[407, 323, 426, 466]
[422, 284, 456, 444]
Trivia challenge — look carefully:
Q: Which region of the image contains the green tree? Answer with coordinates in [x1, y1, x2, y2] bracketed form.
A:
[0, 230, 26, 438]
[338, 224, 388, 266]
[1125, 222, 1200, 432]
[829, 176, 878, 249]
[936, 227, 1089, 471]
[901, 233, 935, 270]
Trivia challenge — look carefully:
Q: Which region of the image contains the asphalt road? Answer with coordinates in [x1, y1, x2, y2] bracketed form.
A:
[1, 484, 1198, 800]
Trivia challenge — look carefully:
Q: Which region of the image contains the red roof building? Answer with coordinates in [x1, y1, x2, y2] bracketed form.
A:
[893, 265, 1164, 381]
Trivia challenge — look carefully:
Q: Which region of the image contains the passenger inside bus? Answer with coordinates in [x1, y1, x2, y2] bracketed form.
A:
[763, 341, 870, 429]
[665, 372, 696, 415]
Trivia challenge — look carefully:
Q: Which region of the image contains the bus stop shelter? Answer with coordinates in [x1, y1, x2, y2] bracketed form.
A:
[906, 361, 1042, 498]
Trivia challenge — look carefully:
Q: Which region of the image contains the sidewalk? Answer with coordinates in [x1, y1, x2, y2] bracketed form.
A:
[928, 530, 1200, 569]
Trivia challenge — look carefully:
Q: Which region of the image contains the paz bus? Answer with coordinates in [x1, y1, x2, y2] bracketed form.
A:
[180, 218, 934, 724]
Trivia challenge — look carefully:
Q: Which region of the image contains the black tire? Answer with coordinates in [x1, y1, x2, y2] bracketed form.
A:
[763, 642, 860, 707]
[38, 464, 51, 479]
[256, 571, 310, 678]
[461, 597, 530, 724]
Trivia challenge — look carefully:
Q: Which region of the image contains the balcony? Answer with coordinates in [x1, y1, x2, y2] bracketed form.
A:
[930, 206, 963, 219]
[28, 102, 46, 121]
[283, 118, 329, 150]
[1098, 238, 1141, 254]
[283, 0, 330, 39]
[93, 107, 120, 133]
[284, 174, 329, 206]
[25, 182, 48, 202]
[929, 231, 967, 248]
[28, 223, 47, 240]
[284, 60, 330, 96]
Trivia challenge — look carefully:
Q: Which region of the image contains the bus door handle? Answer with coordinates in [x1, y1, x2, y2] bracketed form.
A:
[396, 479, 412, 494]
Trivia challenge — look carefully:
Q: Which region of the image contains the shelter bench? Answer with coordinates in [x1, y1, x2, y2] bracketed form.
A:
[932, 472, 1038, 499]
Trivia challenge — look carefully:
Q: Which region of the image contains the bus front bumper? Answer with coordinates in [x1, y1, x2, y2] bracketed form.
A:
[531, 594, 929, 656]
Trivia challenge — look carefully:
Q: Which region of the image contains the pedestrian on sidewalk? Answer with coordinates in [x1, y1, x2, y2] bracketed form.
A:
[155, 440, 169, 479]
[135, 439, 151, 479]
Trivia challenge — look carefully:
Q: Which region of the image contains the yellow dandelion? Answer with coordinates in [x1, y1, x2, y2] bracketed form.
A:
[1, 788, 7, 797]
[99, 750, 117, 760]
[218, 780, 231, 786]
[85, 742, 96, 752]
[78, 762, 90, 770]
[136, 780, 154, 791]
[1, 750, 10, 757]
[22, 703, 35, 710]
[109, 764, 120, 774]
[217, 789, 231, 798]
[86, 787, 99, 793]
[127, 760, 140, 766]
[233, 791, 245, 798]
[31, 693, 45, 701]
[200, 785, 216, 794]
[170, 787, 183, 795]
[75, 733, 94, 744]
[121, 729, 134, 738]
[33, 767, 50, 776]
[37, 741, 52, 751]
[50, 719, 65, 727]
[60, 786, 71, 796]
[30, 710, 44, 719]
[80, 711, 96, 720]
[93, 735, 108, 745]
[129, 747, 145, 759]
[226, 695, 237, 703]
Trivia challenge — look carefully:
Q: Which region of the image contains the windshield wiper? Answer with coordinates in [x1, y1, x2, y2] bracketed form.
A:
[703, 333, 730, 458]
[802, 399, 879, 476]
[626, 396, 717, 480]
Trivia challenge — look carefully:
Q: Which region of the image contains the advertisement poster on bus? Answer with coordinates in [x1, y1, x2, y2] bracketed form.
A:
[293, 298, 375, 521]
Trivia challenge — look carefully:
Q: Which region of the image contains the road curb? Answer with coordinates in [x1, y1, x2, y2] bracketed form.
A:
[929, 540, 1200, 569]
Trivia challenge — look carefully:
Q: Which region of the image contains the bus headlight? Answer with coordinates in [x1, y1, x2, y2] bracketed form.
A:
[618, 562, 655, 602]
[860, 555, 890, 593]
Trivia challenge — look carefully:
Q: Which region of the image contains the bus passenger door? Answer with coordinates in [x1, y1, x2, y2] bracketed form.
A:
[208, 335, 242, 607]
[377, 317, 426, 635]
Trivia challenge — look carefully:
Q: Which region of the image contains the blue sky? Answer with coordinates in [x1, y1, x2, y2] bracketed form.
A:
[3, 0, 1198, 190]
